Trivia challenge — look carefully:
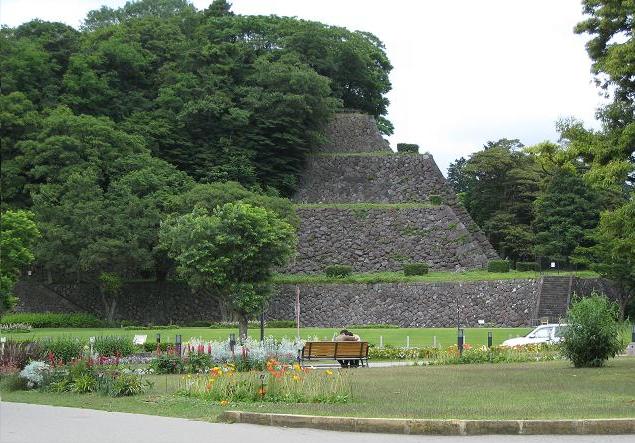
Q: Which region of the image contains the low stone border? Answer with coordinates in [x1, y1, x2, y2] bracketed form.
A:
[220, 411, 635, 435]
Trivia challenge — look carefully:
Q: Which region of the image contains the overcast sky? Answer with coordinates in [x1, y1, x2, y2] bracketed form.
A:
[1, 0, 604, 173]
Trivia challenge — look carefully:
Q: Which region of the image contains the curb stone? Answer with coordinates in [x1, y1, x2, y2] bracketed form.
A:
[220, 411, 635, 435]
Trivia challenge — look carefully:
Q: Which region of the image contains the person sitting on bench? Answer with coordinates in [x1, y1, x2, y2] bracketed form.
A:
[334, 329, 360, 368]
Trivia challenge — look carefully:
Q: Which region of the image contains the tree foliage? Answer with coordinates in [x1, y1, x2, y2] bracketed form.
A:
[159, 203, 297, 338]
[0, 210, 40, 312]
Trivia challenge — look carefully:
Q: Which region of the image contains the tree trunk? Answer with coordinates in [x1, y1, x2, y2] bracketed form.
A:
[238, 314, 249, 343]
[107, 299, 117, 324]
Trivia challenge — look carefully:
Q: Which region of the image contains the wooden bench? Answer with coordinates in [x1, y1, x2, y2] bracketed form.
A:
[299, 341, 369, 367]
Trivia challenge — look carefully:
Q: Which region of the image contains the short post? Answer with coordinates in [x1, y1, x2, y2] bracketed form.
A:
[175, 334, 182, 357]
[627, 325, 635, 356]
[379, 336, 383, 349]
[89, 336, 95, 356]
[406, 336, 410, 348]
[487, 331, 493, 348]
[458, 328, 464, 357]
[229, 333, 236, 353]
[433, 335, 437, 348]
[0, 336, 6, 358]
[260, 311, 265, 343]
[156, 333, 161, 345]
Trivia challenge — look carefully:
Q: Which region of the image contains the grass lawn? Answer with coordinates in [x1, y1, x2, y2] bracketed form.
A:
[2, 327, 532, 347]
[273, 269, 598, 284]
[2, 358, 634, 420]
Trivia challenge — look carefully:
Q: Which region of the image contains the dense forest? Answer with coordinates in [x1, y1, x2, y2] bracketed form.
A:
[0, 0, 392, 286]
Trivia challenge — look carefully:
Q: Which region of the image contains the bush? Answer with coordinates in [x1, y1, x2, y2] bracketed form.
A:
[19, 361, 51, 388]
[0, 323, 32, 333]
[94, 336, 135, 357]
[40, 337, 83, 363]
[561, 294, 625, 367]
[266, 320, 295, 328]
[142, 342, 171, 352]
[487, 260, 510, 273]
[0, 340, 42, 370]
[403, 263, 429, 276]
[428, 195, 443, 205]
[0, 373, 28, 391]
[150, 354, 185, 374]
[396, 143, 419, 153]
[516, 262, 539, 272]
[109, 373, 151, 397]
[324, 265, 353, 278]
[0, 312, 104, 328]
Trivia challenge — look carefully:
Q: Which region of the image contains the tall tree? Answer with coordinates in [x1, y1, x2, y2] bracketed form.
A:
[533, 168, 601, 264]
[160, 203, 296, 339]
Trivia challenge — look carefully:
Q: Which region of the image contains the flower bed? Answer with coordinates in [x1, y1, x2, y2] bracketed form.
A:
[178, 359, 350, 404]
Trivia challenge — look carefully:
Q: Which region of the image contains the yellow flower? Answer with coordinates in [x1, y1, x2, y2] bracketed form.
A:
[220, 399, 230, 406]
[325, 369, 333, 376]
[293, 363, 302, 372]
[292, 374, 301, 382]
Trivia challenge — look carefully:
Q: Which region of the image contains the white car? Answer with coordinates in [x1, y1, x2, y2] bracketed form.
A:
[501, 324, 567, 347]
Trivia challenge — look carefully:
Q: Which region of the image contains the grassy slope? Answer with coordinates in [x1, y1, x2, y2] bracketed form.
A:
[2, 358, 634, 420]
[273, 270, 598, 284]
[2, 327, 532, 347]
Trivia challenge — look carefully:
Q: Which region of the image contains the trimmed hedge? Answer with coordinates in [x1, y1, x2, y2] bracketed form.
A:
[396, 143, 419, 153]
[428, 194, 443, 205]
[266, 320, 296, 328]
[516, 261, 539, 272]
[403, 263, 429, 276]
[0, 312, 104, 328]
[324, 265, 353, 278]
[487, 260, 510, 273]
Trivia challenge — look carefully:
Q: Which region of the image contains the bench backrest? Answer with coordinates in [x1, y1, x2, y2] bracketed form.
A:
[302, 341, 368, 359]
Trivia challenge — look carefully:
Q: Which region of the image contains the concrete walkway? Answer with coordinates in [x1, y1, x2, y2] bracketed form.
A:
[1, 402, 632, 443]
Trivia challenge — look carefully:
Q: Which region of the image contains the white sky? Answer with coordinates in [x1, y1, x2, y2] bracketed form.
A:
[0, 0, 604, 174]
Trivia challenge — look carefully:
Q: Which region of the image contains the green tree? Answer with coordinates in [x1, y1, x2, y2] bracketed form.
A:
[159, 203, 297, 339]
[533, 168, 602, 264]
[576, 198, 635, 317]
[0, 210, 40, 312]
[98, 272, 123, 324]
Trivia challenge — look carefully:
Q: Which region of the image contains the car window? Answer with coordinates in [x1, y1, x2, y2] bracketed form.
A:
[554, 326, 567, 337]
[534, 327, 552, 338]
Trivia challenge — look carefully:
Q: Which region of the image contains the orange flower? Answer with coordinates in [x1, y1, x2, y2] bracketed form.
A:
[258, 386, 267, 396]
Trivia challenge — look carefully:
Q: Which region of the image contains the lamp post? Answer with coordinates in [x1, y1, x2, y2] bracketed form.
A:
[260, 311, 265, 343]
[175, 334, 182, 357]
[487, 331, 493, 348]
[458, 328, 464, 357]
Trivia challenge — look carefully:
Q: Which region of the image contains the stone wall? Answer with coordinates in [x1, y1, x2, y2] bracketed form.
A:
[285, 206, 490, 273]
[266, 280, 541, 327]
[293, 153, 498, 262]
[14, 280, 222, 325]
[319, 112, 391, 153]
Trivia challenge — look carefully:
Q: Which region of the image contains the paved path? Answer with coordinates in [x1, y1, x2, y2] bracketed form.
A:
[0, 402, 632, 443]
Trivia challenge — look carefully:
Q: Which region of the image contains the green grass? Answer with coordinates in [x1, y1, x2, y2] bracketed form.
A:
[3, 358, 634, 420]
[0, 327, 532, 347]
[273, 270, 599, 285]
[294, 202, 435, 210]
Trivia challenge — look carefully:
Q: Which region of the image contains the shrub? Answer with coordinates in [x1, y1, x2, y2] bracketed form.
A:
[19, 361, 51, 388]
[428, 195, 443, 205]
[94, 336, 135, 357]
[396, 143, 419, 153]
[0, 373, 28, 391]
[142, 342, 171, 353]
[324, 265, 353, 278]
[487, 260, 510, 273]
[561, 294, 625, 367]
[0, 340, 42, 370]
[347, 324, 400, 329]
[40, 337, 83, 363]
[109, 373, 151, 397]
[0, 312, 103, 328]
[186, 353, 212, 373]
[0, 323, 32, 333]
[150, 354, 185, 374]
[403, 263, 429, 276]
[266, 320, 295, 328]
[516, 262, 539, 272]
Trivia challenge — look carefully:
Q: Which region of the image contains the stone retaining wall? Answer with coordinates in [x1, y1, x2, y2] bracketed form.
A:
[266, 280, 540, 327]
[285, 206, 490, 273]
